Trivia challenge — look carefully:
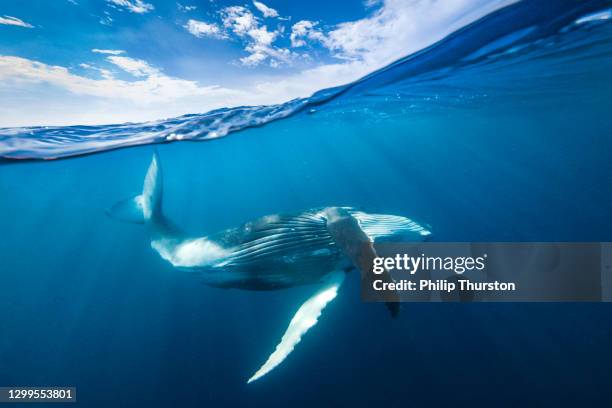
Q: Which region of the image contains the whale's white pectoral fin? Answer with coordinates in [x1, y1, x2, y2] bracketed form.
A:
[247, 271, 346, 384]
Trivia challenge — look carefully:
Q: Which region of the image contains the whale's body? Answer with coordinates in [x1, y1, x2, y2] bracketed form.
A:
[153, 208, 351, 289]
[151, 207, 430, 290]
[108, 152, 431, 382]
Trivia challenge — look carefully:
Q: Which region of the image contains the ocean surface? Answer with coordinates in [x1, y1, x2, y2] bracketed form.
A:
[1, 0, 612, 406]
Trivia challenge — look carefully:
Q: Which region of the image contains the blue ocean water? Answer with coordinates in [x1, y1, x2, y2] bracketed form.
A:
[1, 1, 612, 406]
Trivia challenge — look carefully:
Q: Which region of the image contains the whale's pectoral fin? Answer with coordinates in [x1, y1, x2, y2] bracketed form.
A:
[247, 271, 345, 384]
[324, 207, 400, 317]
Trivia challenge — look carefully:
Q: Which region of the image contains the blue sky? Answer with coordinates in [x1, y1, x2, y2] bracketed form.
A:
[0, 0, 513, 126]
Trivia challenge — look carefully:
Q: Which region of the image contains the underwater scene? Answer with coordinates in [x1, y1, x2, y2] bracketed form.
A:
[1, 0, 612, 406]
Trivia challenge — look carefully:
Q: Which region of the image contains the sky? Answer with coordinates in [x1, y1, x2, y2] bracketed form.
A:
[0, 0, 514, 127]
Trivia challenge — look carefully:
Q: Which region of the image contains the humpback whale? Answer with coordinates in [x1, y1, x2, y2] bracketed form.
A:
[108, 152, 431, 383]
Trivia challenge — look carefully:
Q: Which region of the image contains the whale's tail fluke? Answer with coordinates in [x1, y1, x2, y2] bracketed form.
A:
[107, 151, 164, 226]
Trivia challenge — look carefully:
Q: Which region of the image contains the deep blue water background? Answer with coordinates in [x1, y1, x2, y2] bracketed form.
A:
[2, 1, 612, 406]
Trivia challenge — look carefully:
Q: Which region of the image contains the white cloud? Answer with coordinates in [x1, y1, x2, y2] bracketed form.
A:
[177, 3, 197, 12]
[240, 51, 268, 66]
[0, 55, 219, 101]
[99, 11, 113, 26]
[246, 25, 277, 47]
[290, 20, 325, 47]
[0, 15, 33, 28]
[79, 63, 114, 80]
[240, 40, 293, 66]
[92, 49, 125, 55]
[363, 0, 382, 8]
[251, 0, 520, 106]
[0, 0, 519, 127]
[0, 55, 251, 126]
[221, 6, 293, 67]
[321, 0, 516, 64]
[107, 0, 154, 14]
[253, 1, 279, 18]
[184, 19, 225, 39]
[106, 56, 159, 77]
[221, 6, 259, 35]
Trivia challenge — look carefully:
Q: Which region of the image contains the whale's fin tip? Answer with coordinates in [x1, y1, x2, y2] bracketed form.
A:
[106, 195, 145, 224]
